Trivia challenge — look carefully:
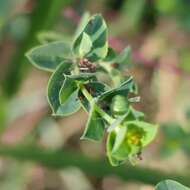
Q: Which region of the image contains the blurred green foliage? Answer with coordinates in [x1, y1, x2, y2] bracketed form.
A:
[0, 94, 7, 129]
[1, 0, 73, 97]
[160, 110, 190, 157]
[155, 0, 190, 30]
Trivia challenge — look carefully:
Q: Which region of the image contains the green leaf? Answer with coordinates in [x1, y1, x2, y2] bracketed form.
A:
[112, 127, 127, 153]
[73, 14, 108, 62]
[107, 111, 129, 132]
[155, 180, 190, 190]
[59, 75, 78, 105]
[47, 61, 80, 116]
[126, 107, 145, 121]
[103, 47, 117, 62]
[112, 137, 131, 161]
[74, 12, 90, 41]
[26, 41, 72, 72]
[79, 32, 92, 57]
[106, 132, 124, 166]
[71, 73, 96, 81]
[81, 101, 105, 141]
[115, 46, 131, 66]
[57, 73, 96, 116]
[59, 73, 95, 105]
[103, 46, 131, 67]
[56, 90, 81, 116]
[98, 76, 135, 101]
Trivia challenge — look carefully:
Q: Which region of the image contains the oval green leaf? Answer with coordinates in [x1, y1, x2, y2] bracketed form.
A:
[26, 41, 72, 72]
[156, 180, 190, 190]
[81, 101, 105, 141]
[47, 61, 81, 116]
[73, 14, 108, 62]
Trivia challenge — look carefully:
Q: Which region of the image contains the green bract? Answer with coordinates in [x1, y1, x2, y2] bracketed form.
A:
[107, 122, 156, 165]
[81, 100, 105, 141]
[26, 12, 158, 166]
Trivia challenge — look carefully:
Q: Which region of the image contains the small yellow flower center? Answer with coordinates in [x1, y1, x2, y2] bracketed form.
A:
[125, 127, 144, 146]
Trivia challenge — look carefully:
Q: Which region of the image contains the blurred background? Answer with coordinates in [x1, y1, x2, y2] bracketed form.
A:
[0, 0, 190, 189]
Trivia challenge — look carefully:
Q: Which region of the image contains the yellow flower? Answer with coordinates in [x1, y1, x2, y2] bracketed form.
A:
[125, 127, 145, 146]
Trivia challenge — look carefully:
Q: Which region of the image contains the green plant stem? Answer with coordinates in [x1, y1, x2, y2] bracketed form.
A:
[2, 0, 73, 97]
[79, 83, 114, 124]
[0, 144, 190, 186]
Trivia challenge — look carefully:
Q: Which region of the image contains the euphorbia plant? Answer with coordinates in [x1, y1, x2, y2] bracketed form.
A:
[26, 13, 158, 166]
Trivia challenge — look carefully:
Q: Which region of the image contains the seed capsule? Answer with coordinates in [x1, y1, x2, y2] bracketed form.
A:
[111, 95, 128, 118]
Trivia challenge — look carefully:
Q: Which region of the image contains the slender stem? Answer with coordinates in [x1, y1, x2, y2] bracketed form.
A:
[79, 84, 93, 102]
[94, 104, 114, 124]
[0, 144, 190, 186]
[79, 83, 114, 124]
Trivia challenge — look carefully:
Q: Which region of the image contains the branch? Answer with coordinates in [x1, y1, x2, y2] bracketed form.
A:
[0, 144, 189, 186]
